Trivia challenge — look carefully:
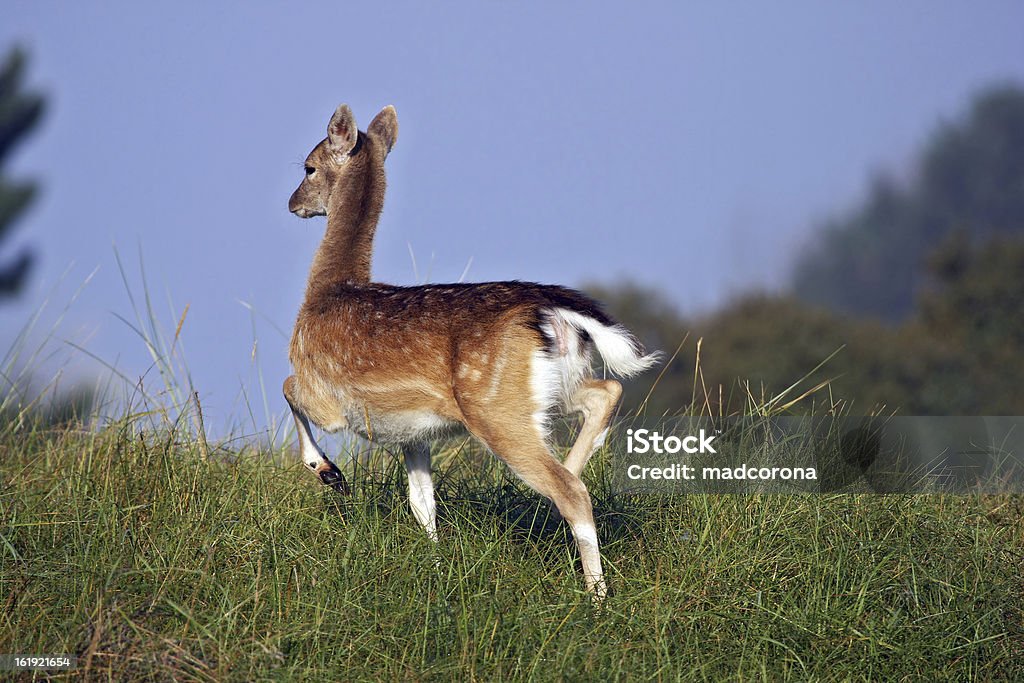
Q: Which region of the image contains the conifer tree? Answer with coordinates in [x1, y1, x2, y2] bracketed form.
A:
[0, 47, 45, 297]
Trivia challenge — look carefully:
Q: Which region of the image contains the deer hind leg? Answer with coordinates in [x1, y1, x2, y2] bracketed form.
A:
[562, 379, 622, 478]
[462, 405, 607, 598]
[283, 376, 350, 494]
[403, 442, 437, 541]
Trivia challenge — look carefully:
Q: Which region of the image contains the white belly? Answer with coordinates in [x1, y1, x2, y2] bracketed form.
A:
[342, 405, 463, 444]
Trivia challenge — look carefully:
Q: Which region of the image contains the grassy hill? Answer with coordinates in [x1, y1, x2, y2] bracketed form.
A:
[2, 417, 1021, 681]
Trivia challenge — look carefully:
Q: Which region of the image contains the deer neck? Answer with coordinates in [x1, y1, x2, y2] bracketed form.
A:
[305, 153, 385, 300]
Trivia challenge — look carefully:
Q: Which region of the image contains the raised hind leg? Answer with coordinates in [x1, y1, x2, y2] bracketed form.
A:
[283, 376, 349, 494]
[562, 379, 622, 478]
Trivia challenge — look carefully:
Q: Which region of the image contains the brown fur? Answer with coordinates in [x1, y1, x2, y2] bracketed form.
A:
[282, 104, 648, 598]
[288, 104, 398, 289]
[289, 281, 622, 430]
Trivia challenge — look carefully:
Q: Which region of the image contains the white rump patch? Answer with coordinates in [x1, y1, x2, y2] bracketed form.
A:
[530, 315, 592, 436]
[530, 351, 561, 437]
[531, 308, 657, 437]
[537, 316, 591, 397]
[550, 308, 661, 378]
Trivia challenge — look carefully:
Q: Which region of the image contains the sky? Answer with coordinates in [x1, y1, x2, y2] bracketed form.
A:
[1, 2, 1023, 436]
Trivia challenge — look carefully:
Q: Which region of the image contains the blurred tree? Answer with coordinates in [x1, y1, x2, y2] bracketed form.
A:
[593, 85, 1024, 416]
[792, 85, 1024, 321]
[685, 295, 985, 415]
[0, 46, 45, 298]
[916, 233, 1024, 411]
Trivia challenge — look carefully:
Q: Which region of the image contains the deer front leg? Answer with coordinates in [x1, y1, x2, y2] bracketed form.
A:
[283, 376, 350, 494]
[403, 442, 437, 541]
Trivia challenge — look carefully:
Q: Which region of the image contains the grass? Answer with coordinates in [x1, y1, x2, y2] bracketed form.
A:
[1, 415, 1021, 681]
[1, 258, 1021, 679]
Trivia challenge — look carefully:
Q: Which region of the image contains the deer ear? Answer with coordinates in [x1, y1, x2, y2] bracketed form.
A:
[326, 104, 358, 157]
[367, 105, 398, 156]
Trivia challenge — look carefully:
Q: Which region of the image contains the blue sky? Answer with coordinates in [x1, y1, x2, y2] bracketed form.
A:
[2, 3, 1023, 435]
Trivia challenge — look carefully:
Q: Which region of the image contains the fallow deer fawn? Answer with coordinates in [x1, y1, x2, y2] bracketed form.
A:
[283, 104, 659, 598]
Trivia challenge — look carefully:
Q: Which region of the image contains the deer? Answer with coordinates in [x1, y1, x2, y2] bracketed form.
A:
[283, 103, 659, 598]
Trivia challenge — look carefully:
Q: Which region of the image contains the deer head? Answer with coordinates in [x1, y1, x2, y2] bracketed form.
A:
[288, 104, 398, 218]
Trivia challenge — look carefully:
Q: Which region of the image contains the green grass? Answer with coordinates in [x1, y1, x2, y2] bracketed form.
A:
[1, 418, 1021, 681]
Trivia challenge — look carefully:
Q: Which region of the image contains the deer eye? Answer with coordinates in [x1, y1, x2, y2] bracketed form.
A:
[304, 166, 316, 176]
